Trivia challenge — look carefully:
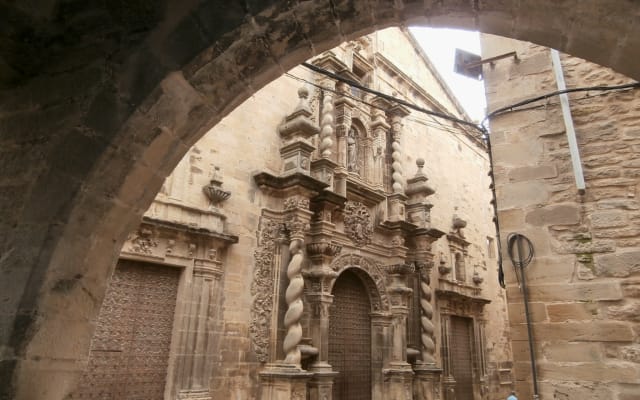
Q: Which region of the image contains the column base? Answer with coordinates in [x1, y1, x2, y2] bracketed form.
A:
[442, 374, 456, 400]
[413, 363, 442, 400]
[383, 364, 414, 400]
[259, 363, 313, 400]
[307, 364, 338, 400]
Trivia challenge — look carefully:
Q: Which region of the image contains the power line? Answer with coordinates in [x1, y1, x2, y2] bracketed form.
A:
[482, 81, 640, 126]
[302, 62, 482, 130]
[300, 60, 640, 137]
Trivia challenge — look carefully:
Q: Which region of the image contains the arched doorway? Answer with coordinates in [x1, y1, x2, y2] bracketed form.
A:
[329, 269, 372, 400]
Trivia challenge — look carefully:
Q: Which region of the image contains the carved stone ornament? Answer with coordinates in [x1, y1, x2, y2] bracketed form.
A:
[202, 167, 230, 205]
[451, 214, 467, 238]
[285, 214, 310, 239]
[250, 216, 285, 362]
[284, 196, 310, 211]
[343, 201, 373, 247]
[438, 255, 452, 275]
[203, 182, 231, 206]
[330, 254, 389, 311]
[126, 228, 158, 254]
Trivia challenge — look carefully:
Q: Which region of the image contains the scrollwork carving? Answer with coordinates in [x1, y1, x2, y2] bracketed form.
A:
[330, 254, 389, 311]
[344, 201, 373, 247]
[250, 216, 284, 362]
[284, 196, 310, 211]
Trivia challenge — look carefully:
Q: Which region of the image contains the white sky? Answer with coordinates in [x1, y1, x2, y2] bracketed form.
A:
[409, 27, 486, 122]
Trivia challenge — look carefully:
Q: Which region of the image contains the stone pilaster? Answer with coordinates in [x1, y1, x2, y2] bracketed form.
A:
[174, 259, 223, 400]
[371, 312, 392, 400]
[304, 240, 341, 368]
[441, 315, 456, 400]
[370, 97, 391, 190]
[384, 263, 415, 400]
[333, 81, 356, 198]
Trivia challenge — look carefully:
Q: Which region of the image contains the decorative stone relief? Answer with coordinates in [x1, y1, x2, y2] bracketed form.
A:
[330, 254, 389, 311]
[202, 166, 231, 206]
[126, 228, 158, 254]
[284, 196, 310, 211]
[250, 216, 285, 362]
[165, 239, 175, 255]
[344, 201, 373, 246]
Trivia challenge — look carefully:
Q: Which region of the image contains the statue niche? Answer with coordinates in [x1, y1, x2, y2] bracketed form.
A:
[346, 120, 375, 184]
[347, 127, 359, 173]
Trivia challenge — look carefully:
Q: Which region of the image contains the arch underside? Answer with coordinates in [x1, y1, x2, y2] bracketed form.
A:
[2, 1, 640, 398]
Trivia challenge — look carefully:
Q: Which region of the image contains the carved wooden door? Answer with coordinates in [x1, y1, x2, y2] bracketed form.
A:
[75, 260, 180, 399]
[450, 316, 474, 400]
[329, 269, 372, 400]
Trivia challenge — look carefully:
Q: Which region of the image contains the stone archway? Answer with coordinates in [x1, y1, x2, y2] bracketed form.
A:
[2, 1, 640, 398]
[329, 268, 373, 400]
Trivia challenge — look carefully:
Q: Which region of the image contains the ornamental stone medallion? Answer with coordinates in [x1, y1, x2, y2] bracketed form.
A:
[344, 201, 373, 246]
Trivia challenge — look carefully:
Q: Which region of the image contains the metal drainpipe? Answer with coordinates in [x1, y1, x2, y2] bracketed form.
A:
[550, 49, 586, 194]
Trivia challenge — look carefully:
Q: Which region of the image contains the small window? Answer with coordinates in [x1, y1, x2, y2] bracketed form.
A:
[455, 252, 465, 283]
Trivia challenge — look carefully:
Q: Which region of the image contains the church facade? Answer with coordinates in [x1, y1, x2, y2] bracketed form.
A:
[74, 28, 513, 400]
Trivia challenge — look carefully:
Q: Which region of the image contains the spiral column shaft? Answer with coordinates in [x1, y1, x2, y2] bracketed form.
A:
[419, 266, 436, 364]
[283, 237, 305, 365]
[319, 90, 334, 158]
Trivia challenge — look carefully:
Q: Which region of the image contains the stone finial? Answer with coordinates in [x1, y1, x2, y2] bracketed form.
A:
[416, 157, 425, 174]
[451, 214, 467, 238]
[472, 270, 484, 285]
[278, 84, 319, 141]
[295, 85, 311, 114]
[406, 157, 435, 198]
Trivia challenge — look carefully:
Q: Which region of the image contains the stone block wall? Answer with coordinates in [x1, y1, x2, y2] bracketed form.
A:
[483, 34, 640, 399]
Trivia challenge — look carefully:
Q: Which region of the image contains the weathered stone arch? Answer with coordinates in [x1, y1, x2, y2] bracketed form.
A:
[330, 253, 390, 312]
[2, 1, 640, 398]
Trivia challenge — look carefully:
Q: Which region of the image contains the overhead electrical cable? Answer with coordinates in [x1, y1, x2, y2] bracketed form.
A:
[302, 62, 482, 130]
[482, 81, 640, 125]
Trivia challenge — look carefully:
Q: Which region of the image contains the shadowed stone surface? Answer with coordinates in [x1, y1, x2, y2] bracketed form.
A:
[2, 1, 640, 398]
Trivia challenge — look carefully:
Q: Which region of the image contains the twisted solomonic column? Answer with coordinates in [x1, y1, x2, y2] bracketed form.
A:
[319, 89, 334, 158]
[391, 139, 404, 193]
[283, 216, 309, 366]
[418, 262, 436, 365]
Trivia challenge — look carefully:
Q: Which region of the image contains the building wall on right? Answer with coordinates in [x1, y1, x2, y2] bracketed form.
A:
[482, 34, 640, 400]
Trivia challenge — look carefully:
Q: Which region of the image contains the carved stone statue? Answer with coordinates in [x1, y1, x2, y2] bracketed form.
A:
[347, 128, 358, 172]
